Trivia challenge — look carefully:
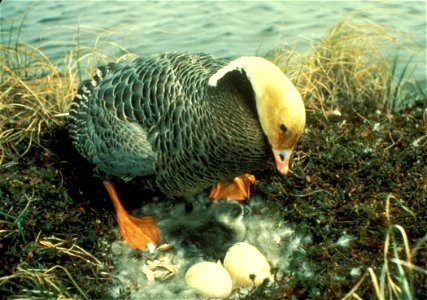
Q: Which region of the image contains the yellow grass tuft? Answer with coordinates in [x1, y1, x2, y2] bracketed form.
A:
[0, 42, 76, 164]
[0, 26, 133, 166]
[272, 18, 421, 116]
[342, 195, 427, 300]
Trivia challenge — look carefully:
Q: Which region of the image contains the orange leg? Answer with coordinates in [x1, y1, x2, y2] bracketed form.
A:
[103, 181, 160, 250]
[209, 174, 255, 201]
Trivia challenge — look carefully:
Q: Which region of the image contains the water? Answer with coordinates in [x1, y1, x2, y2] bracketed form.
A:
[1, 0, 426, 86]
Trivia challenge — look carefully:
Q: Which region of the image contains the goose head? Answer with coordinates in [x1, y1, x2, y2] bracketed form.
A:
[209, 56, 306, 174]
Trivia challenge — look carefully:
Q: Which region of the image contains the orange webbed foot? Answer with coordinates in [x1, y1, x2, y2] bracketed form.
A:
[103, 181, 160, 250]
[209, 174, 255, 201]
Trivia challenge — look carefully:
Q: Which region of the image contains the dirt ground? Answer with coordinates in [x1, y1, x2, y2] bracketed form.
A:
[0, 94, 425, 299]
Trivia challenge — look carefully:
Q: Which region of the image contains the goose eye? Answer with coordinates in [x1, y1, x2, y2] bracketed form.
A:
[280, 123, 288, 133]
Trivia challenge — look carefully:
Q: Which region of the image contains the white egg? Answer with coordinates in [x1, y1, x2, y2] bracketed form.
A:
[185, 261, 232, 299]
[223, 242, 271, 287]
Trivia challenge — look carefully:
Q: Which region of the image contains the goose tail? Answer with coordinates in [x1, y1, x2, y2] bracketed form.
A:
[67, 64, 114, 137]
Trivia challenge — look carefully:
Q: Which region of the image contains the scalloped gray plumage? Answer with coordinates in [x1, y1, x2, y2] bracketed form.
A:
[68, 52, 305, 196]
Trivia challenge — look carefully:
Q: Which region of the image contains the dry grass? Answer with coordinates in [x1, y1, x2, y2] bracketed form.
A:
[270, 19, 422, 116]
[0, 236, 108, 300]
[342, 195, 427, 300]
[0, 23, 134, 165]
[0, 42, 76, 164]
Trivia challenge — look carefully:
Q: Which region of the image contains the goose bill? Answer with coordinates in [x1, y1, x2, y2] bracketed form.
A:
[273, 149, 291, 175]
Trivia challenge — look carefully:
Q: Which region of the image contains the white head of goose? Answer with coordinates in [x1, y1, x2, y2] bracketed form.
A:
[68, 52, 306, 250]
[208, 56, 306, 175]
